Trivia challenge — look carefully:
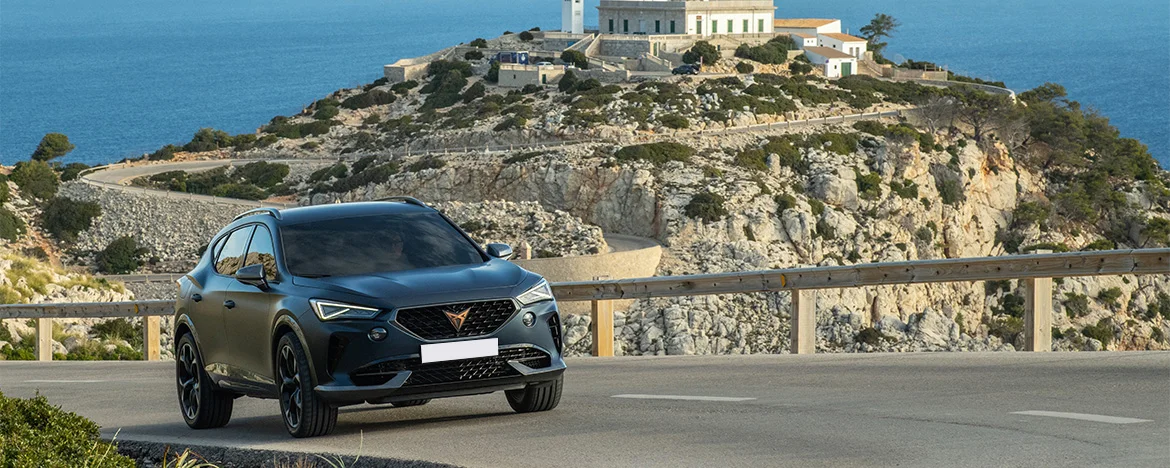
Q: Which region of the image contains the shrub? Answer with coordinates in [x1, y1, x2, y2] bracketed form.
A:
[330, 162, 399, 193]
[10, 160, 59, 200]
[685, 192, 728, 222]
[391, 80, 419, 94]
[0, 391, 137, 467]
[95, 236, 148, 274]
[788, 61, 813, 74]
[1082, 318, 1113, 347]
[426, 60, 473, 78]
[734, 40, 790, 65]
[1012, 201, 1050, 228]
[937, 177, 965, 206]
[809, 199, 825, 216]
[184, 127, 233, 152]
[310, 163, 348, 182]
[988, 316, 1024, 344]
[493, 116, 528, 131]
[1097, 287, 1123, 308]
[55, 162, 90, 183]
[235, 161, 289, 188]
[807, 132, 859, 155]
[406, 157, 447, 172]
[462, 81, 487, 103]
[856, 327, 885, 346]
[0, 175, 9, 203]
[735, 62, 755, 74]
[31, 133, 76, 161]
[340, 89, 396, 109]
[558, 70, 579, 92]
[1063, 293, 1091, 318]
[518, 31, 534, 41]
[890, 179, 919, 199]
[148, 144, 179, 160]
[1081, 239, 1116, 251]
[211, 183, 267, 200]
[658, 114, 690, 129]
[561, 50, 589, 69]
[614, 142, 695, 166]
[313, 105, 339, 120]
[915, 226, 933, 243]
[683, 41, 719, 66]
[363, 114, 382, 125]
[855, 170, 882, 200]
[40, 197, 101, 243]
[464, 50, 484, 60]
[734, 149, 768, 172]
[1147, 292, 1170, 321]
[470, 38, 488, 48]
[0, 207, 25, 241]
[852, 120, 886, 136]
[775, 194, 797, 212]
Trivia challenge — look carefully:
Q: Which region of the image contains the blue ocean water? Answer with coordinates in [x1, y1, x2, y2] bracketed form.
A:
[2, 0, 1167, 167]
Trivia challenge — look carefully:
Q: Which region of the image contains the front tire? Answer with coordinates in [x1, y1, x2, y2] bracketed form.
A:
[277, 333, 337, 438]
[505, 376, 562, 413]
[176, 334, 233, 429]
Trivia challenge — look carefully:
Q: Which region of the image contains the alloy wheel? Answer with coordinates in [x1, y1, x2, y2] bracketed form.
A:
[278, 344, 302, 430]
[177, 342, 201, 420]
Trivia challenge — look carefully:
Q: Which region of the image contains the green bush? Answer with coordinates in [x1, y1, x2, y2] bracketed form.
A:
[469, 38, 488, 48]
[184, 128, 233, 152]
[993, 293, 1026, 318]
[40, 197, 100, 243]
[331, 163, 399, 193]
[855, 170, 882, 200]
[735, 62, 755, 74]
[734, 149, 768, 172]
[518, 30, 534, 41]
[937, 177, 965, 206]
[915, 226, 933, 243]
[1080, 239, 1116, 251]
[391, 80, 419, 94]
[809, 199, 825, 216]
[558, 70, 579, 92]
[683, 41, 719, 65]
[658, 114, 690, 129]
[775, 194, 797, 212]
[988, 316, 1024, 344]
[685, 192, 728, 222]
[406, 157, 446, 172]
[856, 327, 885, 346]
[1063, 293, 1091, 318]
[494, 116, 528, 131]
[95, 236, 148, 274]
[561, 50, 589, 69]
[614, 142, 695, 166]
[426, 60, 473, 78]
[31, 133, 76, 161]
[341, 89, 396, 109]
[1097, 287, 1123, 308]
[464, 50, 484, 60]
[57, 162, 90, 182]
[852, 120, 886, 136]
[1082, 318, 1113, 347]
[313, 105, 339, 120]
[807, 132, 859, 156]
[788, 61, 813, 75]
[0, 174, 9, 203]
[0, 207, 25, 241]
[235, 161, 289, 188]
[149, 144, 181, 161]
[1146, 292, 1170, 321]
[211, 183, 267, 200]
[10, 160, 60, 200]
[734, 36, 792, 65]
[0, 391, 136, 467]
[1012, 201, 1050, 228]
[462, 81, 487, 103]
[890, 179, 919, 199]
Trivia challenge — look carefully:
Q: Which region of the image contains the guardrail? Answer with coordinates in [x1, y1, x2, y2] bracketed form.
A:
[2, 249, 1166, 361]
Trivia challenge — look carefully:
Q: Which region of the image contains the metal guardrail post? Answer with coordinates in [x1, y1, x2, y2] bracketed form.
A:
[790, 290, 816, 354]
[36, 318, 53, 361]
[1023, 249, 1054, 352]
[591, 299, 615, 357]
[143, 316, 161, 360]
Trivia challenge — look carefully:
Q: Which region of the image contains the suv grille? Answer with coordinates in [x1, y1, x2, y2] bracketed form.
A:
[395, 299, 517, 340]
[350, 347, 552, 387]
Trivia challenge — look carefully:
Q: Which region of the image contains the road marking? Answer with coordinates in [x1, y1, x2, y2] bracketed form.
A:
[24, 380, 109, 384]
[1011, 411, 1152, 424]
[611, 394, 756, 402]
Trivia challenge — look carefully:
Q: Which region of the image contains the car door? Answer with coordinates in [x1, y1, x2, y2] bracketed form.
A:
[199, 225, 254, 377]
[225, 225, 281, 391]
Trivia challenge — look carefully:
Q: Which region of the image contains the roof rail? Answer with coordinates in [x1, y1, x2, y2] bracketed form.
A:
[375, 196, 429, 208]
[233, 207, 282, 221]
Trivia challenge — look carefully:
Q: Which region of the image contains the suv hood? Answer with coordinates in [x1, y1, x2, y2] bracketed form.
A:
[292, 259, 532, 309]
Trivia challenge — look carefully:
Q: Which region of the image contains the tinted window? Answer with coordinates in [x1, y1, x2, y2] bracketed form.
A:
[281, 212, 484, 277]
[243, 226, 278, 280]
[214, 226, 253, 276]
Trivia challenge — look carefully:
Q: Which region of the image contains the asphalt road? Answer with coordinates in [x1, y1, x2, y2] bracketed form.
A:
[2, 353, 1167, 467]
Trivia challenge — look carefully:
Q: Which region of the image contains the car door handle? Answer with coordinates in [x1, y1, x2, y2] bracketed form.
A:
[191, 294, 202, 302]
[224, 300, 236, 309]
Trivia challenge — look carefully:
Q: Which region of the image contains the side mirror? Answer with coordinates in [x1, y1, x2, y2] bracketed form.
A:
[236, 264, 269, 290]
[486, 243, 514, 260]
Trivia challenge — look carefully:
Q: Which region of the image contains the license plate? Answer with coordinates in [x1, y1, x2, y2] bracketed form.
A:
[420, 338, 498, 364]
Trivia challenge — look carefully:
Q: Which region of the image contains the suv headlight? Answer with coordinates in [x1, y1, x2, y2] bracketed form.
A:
[310, 299, 381, 321]
[516, 280, 554, 305]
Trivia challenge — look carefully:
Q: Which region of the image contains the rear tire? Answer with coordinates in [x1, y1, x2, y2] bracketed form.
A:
[505, 376, 562, 413]
[176, 334, 233, 429]
[391, 399, 431, 408]
[277, 333, 337, 438]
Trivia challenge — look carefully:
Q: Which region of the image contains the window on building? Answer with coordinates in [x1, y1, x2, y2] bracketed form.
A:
[727, 20, 733, 33]
[758, 19, 764, 32]
[655, 20, 661, 33]
[744, 20, 749, 33]
[623, 19, 628, 33]
[609, 19, 614, 33]
[711, 20, 717, 34]
[696, 20, 701, 35]
[670, 20, 676, 33]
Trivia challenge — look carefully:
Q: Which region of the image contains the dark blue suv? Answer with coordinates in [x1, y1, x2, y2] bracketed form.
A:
[173, 198, 565, 437]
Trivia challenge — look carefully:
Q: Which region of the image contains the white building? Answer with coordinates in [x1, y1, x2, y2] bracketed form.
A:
[818, 32, 867, 59]
[597, 0, 776, 36]
[803, 46, 857, 78]
[772, 18, 841, 36]
[562, 0, 585, 34]
[789, 32, 817, 49]
[498, 63, 566, 88]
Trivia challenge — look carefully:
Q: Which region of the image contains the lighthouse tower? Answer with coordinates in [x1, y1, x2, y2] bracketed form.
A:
[562, 0, 584, 34]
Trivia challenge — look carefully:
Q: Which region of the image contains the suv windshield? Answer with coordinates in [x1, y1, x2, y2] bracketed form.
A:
[281, 212, 484, 277]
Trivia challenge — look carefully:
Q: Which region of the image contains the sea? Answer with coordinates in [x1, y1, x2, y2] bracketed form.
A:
[2, 0, 1167, 167]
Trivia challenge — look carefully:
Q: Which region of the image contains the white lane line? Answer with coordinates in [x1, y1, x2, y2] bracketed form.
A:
[24, 380, 109, 384]
[1011, 411, 1152, 424]
[612, 394, 756, 402]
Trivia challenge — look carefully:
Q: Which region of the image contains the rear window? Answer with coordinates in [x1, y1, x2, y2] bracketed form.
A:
[281, 212, 485, 277]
